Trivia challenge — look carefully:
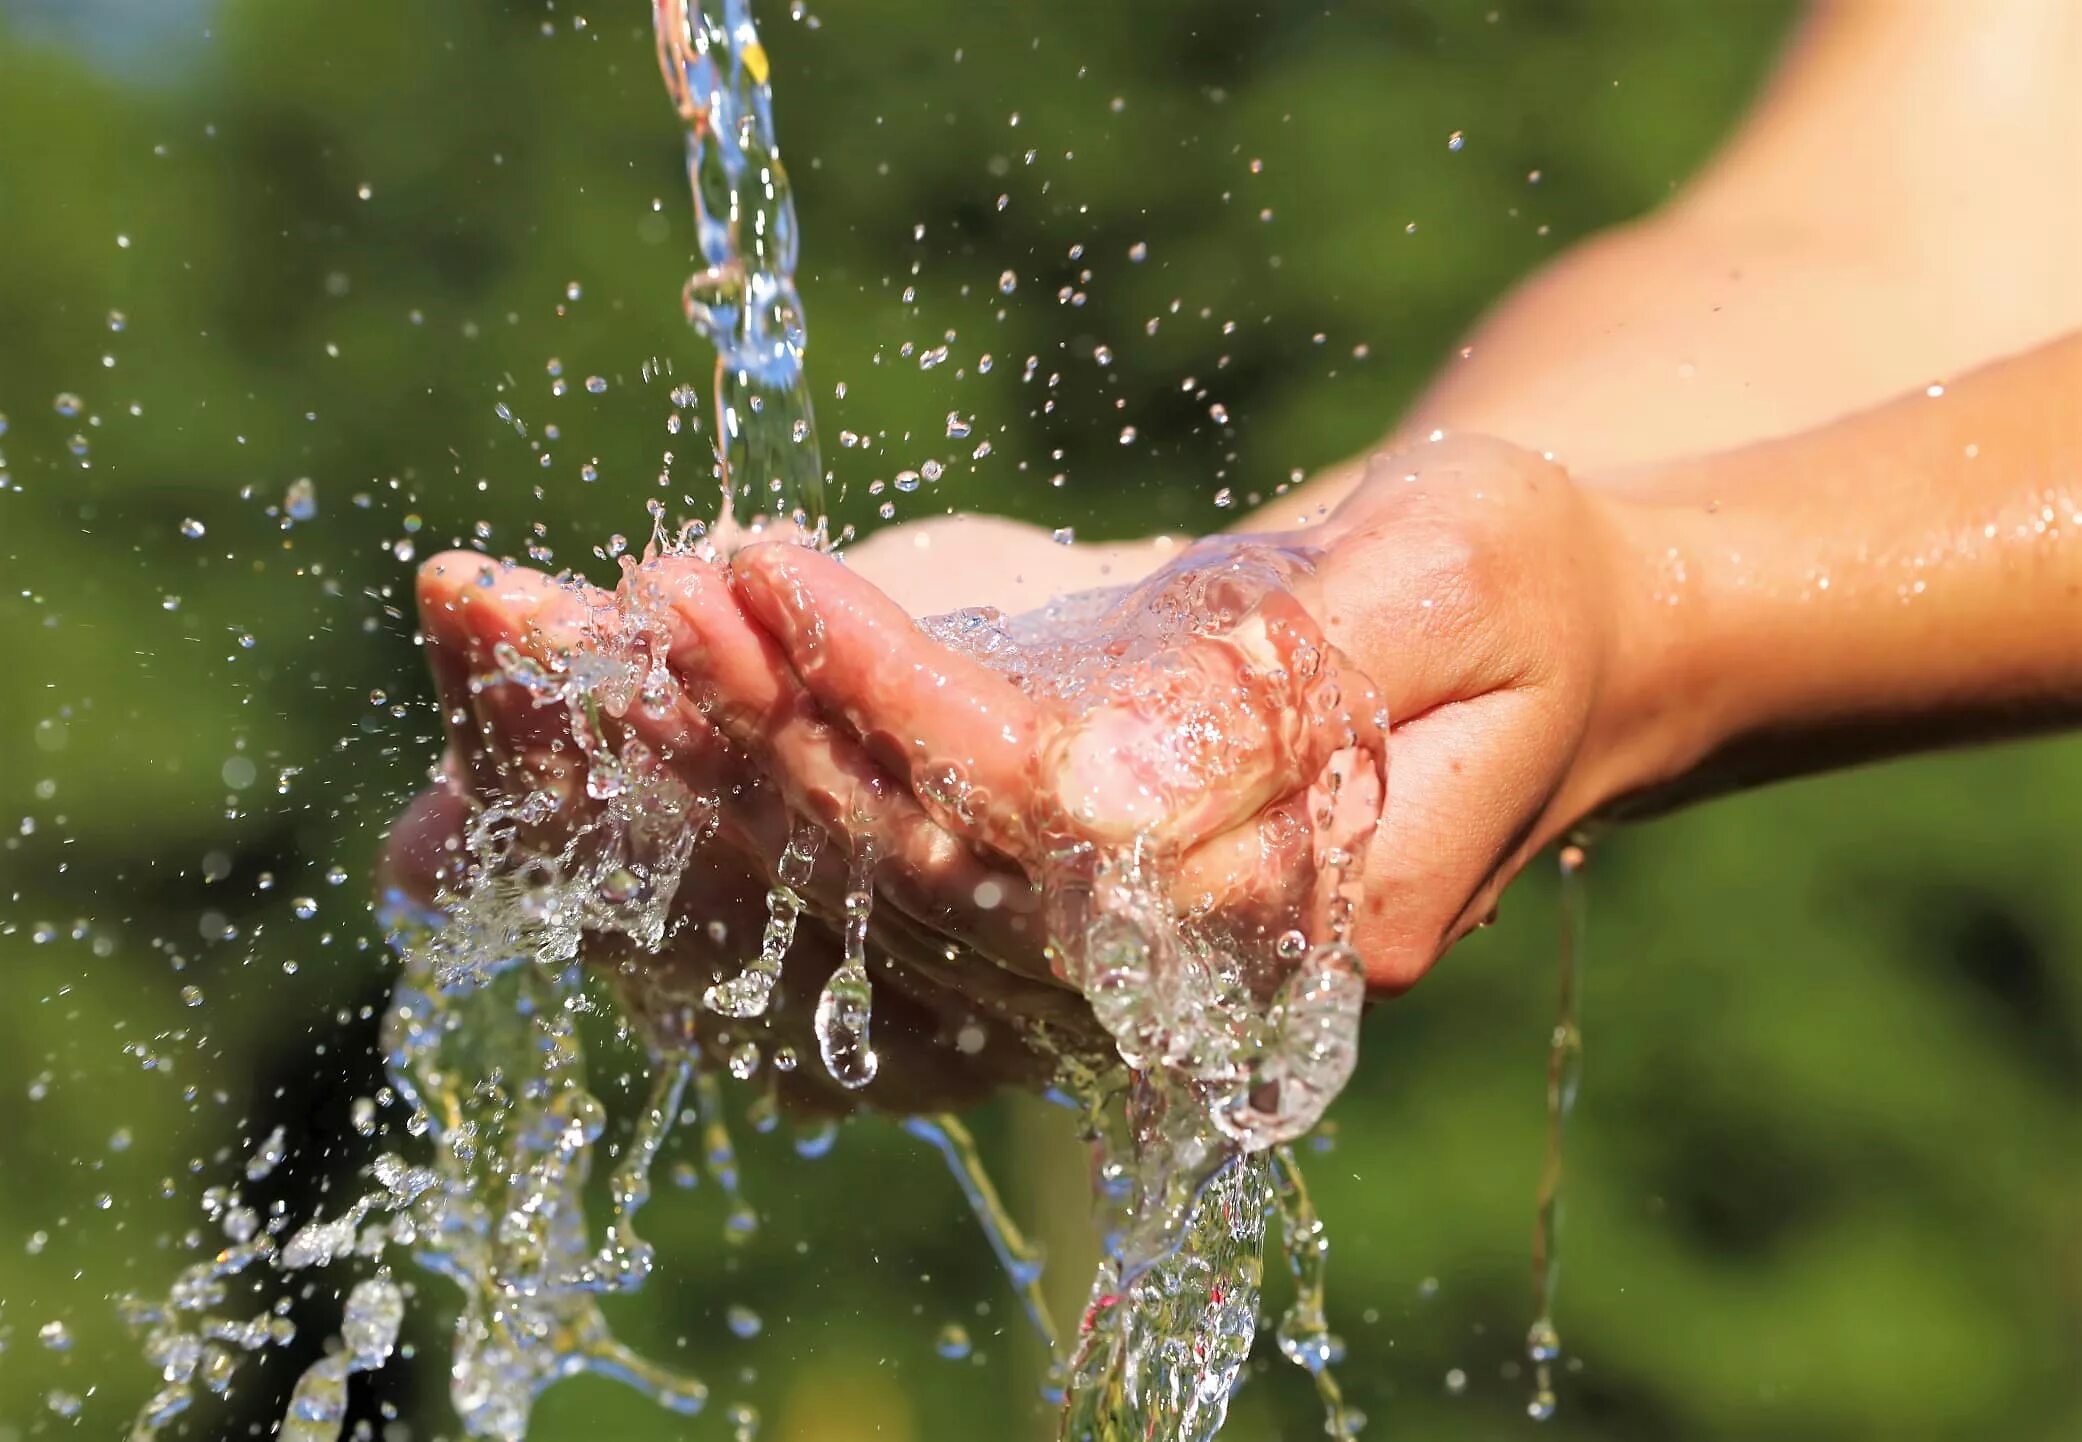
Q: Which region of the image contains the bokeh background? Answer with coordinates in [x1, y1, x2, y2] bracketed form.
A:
[2, 1, 2078, 1438]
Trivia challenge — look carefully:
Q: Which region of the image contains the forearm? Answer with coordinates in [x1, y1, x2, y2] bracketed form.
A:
[1256, 0, 2081, 529]
[1592, 331, 2082, 819]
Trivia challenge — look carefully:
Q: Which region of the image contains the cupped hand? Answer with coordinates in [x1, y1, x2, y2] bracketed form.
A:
[382, 546, 1108, 1119]
[725, 435, 1652, 994]
[718, 531, 1392, 1001]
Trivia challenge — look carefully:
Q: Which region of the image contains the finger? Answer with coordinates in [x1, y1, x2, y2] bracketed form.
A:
[415, 551, 602, 797]
[639, 555, 1047, 965]
[1346, 690, 1562, 993]
[731, 541, 1048, 859]
[378, 773, 474, 904]
[1165, 741, 1384, 957]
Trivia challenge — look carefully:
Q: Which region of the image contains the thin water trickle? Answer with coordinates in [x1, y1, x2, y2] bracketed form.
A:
[813, 845, 881, 1088]
[1528, 838, 1590, 1421]
[705, 820, 821, 1017]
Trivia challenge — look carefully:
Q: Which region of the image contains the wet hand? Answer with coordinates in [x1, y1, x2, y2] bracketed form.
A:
[725, 434, 1647, 995]
[719, 529, 1391, 992]
[382, 549, 1106, 1117]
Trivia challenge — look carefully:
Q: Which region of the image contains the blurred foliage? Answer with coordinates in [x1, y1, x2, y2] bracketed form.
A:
[1, 1, 2077, 1440]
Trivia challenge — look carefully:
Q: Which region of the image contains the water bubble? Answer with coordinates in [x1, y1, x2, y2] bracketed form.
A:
[945, 412, 972, 439]
[934, 1322, 973, 1360]
[284, 477, 318, 522]
[999, 270, 1018, 294]
[893, 470, 920, 493]
[727, 1041, 761, 1079]
[1447, 130, 1466, 151]
[586, 375, 608, 394]
[180, 985, 204, 1007]
[54, 392, 82, 417]
[46, 1391, 83, 1419]
[1445, 1367, 1468, 1396]
[920, 459, 943, 483]
[566, 280, 583, 302]
[291, 897, 318, 920]
[1117, 426, 1136, 445]
[38, 1319, 74, 1352]
[726, 1304, 763, 1339]
[1092, 344, 1113, 366]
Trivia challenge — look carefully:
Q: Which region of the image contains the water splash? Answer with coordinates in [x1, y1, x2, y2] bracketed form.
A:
[919, 543, 1384, 1437]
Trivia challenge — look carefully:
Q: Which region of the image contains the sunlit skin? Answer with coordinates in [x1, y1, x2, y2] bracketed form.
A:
[386, 0, 2080, 1012]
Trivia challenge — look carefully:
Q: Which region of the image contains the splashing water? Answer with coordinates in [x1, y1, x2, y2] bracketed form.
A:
[914, 551, 1379, 1440]
[124, 6, 1382, 1439]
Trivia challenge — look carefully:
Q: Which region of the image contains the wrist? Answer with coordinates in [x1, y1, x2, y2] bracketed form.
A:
[1568, 481, 1748, 825]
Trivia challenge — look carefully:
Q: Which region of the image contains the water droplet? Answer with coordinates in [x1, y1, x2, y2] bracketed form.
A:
[726, 1304, 762, 1339]
[1448, 129, 1466, 151]
[38, 1320, 73, 1352]
[934, 1322, 972, 1360]
[999, 270, 1018, 294]
[586, 375, 608, 394]
[54, 392, 82, 417]
[284, 477, 318, 522]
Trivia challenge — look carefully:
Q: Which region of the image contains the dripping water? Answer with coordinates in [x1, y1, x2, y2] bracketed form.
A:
[1528, 837, 1589, 1421]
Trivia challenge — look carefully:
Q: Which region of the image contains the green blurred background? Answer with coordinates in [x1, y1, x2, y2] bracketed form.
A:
[2, 0, 2077, 1438]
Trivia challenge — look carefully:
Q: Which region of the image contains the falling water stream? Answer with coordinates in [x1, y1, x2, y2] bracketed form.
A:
[112, 4, 1564, 1440]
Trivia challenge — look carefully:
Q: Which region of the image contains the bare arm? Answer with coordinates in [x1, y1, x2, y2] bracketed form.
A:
[1258, 0, 2082, 523]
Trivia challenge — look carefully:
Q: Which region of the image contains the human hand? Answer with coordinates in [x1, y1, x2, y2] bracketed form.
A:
[382, 548, 1109, 1119]
[725, 435, 1663, 995]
